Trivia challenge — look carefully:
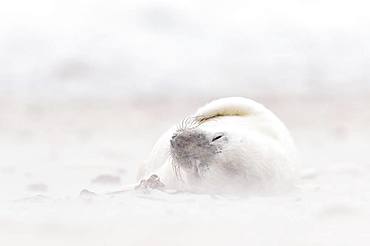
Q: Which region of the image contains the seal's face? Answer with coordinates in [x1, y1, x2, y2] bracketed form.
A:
[170, 129, 227, 178]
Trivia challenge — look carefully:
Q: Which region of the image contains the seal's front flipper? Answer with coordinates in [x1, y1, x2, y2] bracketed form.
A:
[135, 174, 165, 191]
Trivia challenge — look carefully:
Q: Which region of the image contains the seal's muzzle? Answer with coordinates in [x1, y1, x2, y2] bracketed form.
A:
[170, 129, 225, 175]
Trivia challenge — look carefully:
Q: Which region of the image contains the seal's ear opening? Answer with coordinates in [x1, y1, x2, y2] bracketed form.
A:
[211, 133, 224, 142]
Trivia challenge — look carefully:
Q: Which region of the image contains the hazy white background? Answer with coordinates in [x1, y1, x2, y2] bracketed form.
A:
[1, 0, 370, 245]
[1, 0, 370, 100]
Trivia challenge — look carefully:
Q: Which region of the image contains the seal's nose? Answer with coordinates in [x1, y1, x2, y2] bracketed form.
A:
[170, 134, 177, 148]
[170, 138, 175, 147]
[170, 133, 188, 150]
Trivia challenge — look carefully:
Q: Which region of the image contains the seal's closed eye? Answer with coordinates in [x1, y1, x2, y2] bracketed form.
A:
[211, 133, 224, 142]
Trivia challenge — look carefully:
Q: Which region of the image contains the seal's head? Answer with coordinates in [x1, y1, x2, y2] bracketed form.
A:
[170, 128, 228, 178]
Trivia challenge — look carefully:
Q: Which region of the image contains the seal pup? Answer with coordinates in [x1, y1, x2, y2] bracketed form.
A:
[137, 97, 297, 193]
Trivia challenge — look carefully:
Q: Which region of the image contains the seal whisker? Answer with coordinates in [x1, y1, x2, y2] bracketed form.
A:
[169, 156, 183, 181]
[190, 116, 202, 129]
[175, 116, 203, 134]
[177, 165, 183, 181]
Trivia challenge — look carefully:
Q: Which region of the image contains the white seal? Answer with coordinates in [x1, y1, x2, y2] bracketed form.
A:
[137, 97, 297, 193]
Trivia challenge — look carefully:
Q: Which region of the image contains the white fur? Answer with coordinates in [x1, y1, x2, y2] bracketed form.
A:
[137, 97, 297, 193]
